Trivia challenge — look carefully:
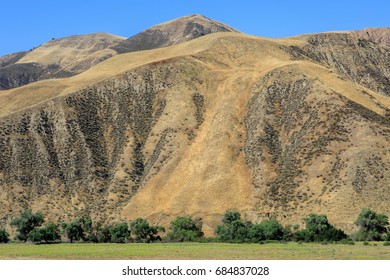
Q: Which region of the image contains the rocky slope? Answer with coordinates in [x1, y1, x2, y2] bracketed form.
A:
[0, 19, 389, 234]
[351, 27, 390, 47]
[284, 33, 390, 95]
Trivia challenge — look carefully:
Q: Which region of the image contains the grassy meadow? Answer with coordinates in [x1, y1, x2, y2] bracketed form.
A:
[1, 242, 390, 260]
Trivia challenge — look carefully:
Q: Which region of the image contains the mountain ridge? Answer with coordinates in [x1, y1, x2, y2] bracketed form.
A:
[0, 14, 238, 90]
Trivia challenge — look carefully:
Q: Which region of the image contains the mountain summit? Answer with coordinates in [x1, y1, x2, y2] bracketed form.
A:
[111, 14, 238, 53]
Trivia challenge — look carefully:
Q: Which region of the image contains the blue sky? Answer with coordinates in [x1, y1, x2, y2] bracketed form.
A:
[1, 0, 389, 56]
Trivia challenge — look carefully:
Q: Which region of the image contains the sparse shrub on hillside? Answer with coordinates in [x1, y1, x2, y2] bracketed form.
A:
[28, 222, 61, 244]
[0, 228, 10, 243]
[295, 214, 347, 242]
[166, 216, 203, 242]
[130, 218, 164, 243]
[10, 210, 44, 242]
[353, 208, 389, 241]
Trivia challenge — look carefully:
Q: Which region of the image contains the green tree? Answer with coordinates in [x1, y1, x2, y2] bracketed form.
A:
[167, 216, 203, 242]
[62, 216, 91, 243]
[249, 219, 284, 241]
[110, 222, 130, 243]
[248, 223, 265, 241]
[297, 214, 346, 242]
[216, 210, 252, 242]
[28, 222, 61, 244]
[354, 209, 389, 241]
[130, 218, 164, 243]
[97, 225, 112, 243]
[0, 228, 10, 243]
[10, 210, 44, 242]
[222, 210, 241, 224]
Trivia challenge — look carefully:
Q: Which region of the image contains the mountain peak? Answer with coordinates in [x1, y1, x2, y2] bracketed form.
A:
[112, 14, 238, 53]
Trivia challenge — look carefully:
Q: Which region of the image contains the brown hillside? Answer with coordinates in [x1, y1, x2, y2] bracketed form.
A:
[17, 33, 125, 74]
[0, 30, 389, 234]
[0, 33, 125, 90]
[351, 27, 390, 47]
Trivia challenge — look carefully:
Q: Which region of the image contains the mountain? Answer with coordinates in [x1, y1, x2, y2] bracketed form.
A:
[0, 14, 237, 90]
[111, 14, 238, 53]
[0, 17, 389, 234]
[0, 33, 125, 90]
[351, 27, 390, 47]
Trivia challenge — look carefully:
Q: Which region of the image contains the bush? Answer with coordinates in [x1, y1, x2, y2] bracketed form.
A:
[352, 230, 382, 241]
[363, 241, 370, 246]
[28, 222, 61, 244]
[10, 210, 44, 242]
[167, 216, 203, 242]
[296, 214, 347, 242]
[383, 241, 390, 246]
[0, 228, 10, 243]
[130, 218, 164, 243]
[338, 239, 355, 245]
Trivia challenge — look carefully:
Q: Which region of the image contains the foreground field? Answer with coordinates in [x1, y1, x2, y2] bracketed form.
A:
[1, 242, 390, 260]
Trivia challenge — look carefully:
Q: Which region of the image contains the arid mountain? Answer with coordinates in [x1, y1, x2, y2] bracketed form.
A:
[0, 17, 389, 234]
[111, 14, 238, 53]
[351, 27, 390, 47]
[0, 33, 125, 90]
[0, 51, 28, 68]
[0, 14, 237, 90]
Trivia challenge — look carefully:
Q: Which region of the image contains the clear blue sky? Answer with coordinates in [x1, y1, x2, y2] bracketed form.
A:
[1, 0, 389, 56]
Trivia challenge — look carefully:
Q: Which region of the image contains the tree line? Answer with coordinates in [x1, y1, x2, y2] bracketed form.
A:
[0, 208, 389, 244]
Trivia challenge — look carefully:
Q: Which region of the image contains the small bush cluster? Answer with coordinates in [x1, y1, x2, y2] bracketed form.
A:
[294, 214, 347, 242]
[166, 216, 204, 242]
[214, 210, 346, 243]
[0, 228, 10, 243]
[214, 210, 287, 243]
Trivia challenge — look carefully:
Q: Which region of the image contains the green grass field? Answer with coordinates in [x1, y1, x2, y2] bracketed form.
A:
[1, 242, 390, 260]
